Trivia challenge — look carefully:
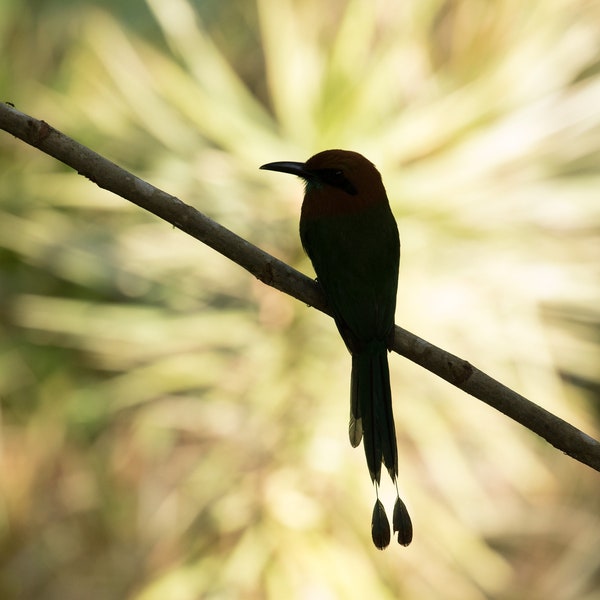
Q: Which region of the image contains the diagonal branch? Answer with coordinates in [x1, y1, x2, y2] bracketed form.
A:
[1, 102, 599, 472]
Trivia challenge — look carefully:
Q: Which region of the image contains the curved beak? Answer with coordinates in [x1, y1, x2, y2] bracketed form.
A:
[260, 161, 310, 178]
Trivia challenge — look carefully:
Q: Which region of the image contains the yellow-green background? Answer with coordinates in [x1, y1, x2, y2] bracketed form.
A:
[1, 0, 599, 598]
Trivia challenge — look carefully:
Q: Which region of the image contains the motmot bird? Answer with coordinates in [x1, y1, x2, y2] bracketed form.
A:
[261, 150, 412, 549]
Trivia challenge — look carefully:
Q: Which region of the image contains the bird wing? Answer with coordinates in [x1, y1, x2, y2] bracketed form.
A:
[300, 202, 400, 351]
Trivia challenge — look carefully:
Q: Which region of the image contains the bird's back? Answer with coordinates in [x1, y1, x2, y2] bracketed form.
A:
[300, 200, 399, 352]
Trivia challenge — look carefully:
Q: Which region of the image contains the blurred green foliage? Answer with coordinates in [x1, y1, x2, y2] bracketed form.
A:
[1, 0, 599, 598]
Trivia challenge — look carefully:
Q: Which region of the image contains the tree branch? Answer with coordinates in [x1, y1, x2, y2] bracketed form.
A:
[2, 102, 599, 473]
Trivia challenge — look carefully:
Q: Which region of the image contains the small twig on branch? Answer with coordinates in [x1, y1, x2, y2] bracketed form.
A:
[1, 102, 599, 473]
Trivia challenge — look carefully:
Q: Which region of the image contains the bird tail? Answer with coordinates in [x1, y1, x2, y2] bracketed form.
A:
[349, 343, 398, 484]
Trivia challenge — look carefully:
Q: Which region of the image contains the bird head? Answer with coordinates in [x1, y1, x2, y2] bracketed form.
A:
[260, 149, 388, 218]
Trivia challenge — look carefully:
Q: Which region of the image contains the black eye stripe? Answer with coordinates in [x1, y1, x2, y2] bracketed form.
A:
[313, 168, 358, 196]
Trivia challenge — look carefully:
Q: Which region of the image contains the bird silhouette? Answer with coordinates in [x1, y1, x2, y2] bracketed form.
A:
[261, 150, 412, 549]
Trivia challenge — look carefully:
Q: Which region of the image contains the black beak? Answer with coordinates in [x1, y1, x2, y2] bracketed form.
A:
[260, 161, 310, 178]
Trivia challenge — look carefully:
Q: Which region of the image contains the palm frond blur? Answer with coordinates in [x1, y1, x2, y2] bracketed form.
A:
[1, 0, 599, 598]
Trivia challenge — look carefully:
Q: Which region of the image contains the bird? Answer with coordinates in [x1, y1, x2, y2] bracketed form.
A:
[260, 150, 412, 549]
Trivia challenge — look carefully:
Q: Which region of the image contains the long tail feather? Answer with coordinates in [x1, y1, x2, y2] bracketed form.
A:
[350, 345, 398, 484]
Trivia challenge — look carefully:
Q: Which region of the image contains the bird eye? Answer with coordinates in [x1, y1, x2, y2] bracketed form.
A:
[314, 168, 358, 195]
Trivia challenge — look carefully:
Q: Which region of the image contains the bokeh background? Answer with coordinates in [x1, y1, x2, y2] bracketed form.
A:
[1, 0, 599, 598]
